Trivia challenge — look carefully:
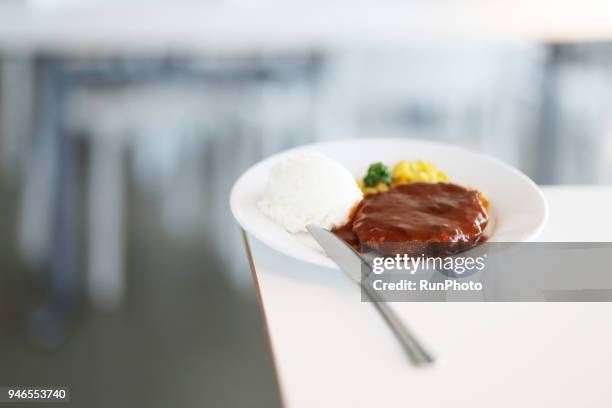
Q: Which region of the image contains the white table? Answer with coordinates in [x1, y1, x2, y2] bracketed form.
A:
[244, 186, 612, 408]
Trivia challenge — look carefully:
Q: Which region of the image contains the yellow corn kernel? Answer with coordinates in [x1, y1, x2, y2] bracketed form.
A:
[392, 160, 410, 179]
[392, 159, 449, 186]
[391, 179, 405, 188]
[377, 183, 389, 193]
[417, 171, 429, 182]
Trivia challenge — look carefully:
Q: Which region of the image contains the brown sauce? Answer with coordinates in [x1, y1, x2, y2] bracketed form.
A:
[332, 183, 488, 256]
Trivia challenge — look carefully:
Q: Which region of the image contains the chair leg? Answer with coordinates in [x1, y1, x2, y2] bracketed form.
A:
[87, 135, 125, 311]
[23, 59, 81, 349]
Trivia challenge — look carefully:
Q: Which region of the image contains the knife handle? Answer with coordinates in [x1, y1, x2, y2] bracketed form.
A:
[362, 284, 436, 366]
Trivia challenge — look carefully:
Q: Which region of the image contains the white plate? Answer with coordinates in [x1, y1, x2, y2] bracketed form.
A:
[230, 138, 548, 269]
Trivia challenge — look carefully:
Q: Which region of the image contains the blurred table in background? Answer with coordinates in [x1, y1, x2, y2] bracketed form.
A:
[2, 0, 612, 55]
[244, 186, 612, 407]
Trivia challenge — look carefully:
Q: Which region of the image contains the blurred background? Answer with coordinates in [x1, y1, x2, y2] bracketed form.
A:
[1, 1, 612, 407]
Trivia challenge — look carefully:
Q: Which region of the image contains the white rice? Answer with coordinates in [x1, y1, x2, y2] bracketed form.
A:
[258, 152, 363, 233]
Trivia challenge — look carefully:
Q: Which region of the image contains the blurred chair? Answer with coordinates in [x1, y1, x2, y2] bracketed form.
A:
[315, 44, 548, 177]
[546, 44, 612, 184]
[15, 55, 320, 346]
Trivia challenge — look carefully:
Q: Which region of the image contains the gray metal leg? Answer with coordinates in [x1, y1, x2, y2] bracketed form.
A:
[87, 135, 125, 311]
[25, 59, 81, 349]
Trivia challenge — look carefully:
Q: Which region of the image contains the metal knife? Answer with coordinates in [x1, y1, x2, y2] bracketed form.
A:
[307, 224, 435, 366]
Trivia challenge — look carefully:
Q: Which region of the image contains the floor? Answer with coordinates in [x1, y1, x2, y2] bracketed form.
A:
[0, 176, 282, 407]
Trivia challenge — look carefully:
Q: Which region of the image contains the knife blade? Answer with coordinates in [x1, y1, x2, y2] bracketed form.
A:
[306, 224, 435, 366]
[306, 224, 365, 283]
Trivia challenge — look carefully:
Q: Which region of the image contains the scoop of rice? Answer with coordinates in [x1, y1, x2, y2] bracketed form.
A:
[258, 152, 363, 233]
